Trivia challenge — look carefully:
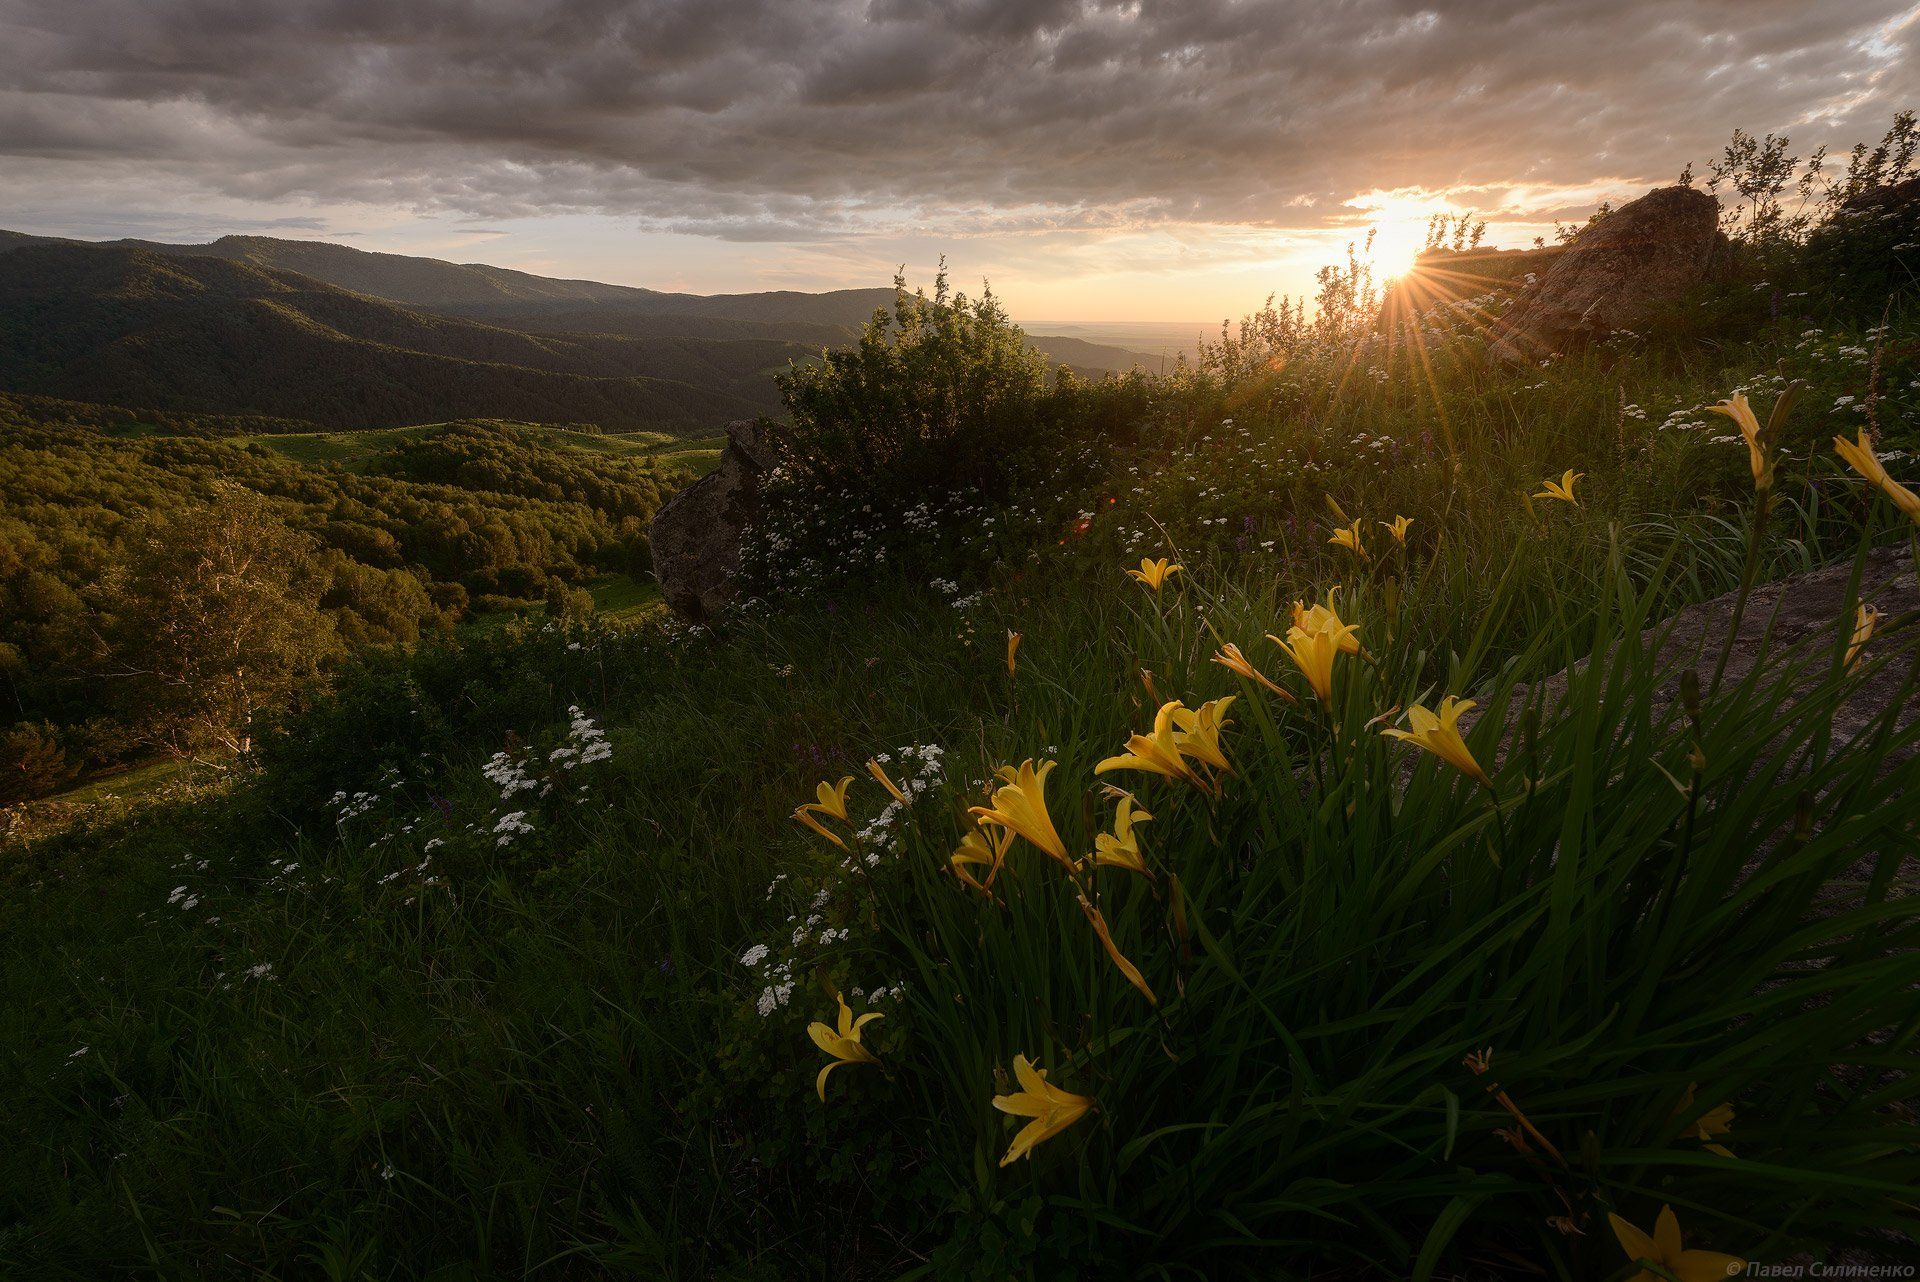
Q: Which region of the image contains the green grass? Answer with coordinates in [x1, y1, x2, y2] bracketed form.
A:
[586, 573, 663, 619]
[241, 421, 700, 471]
[3, 296, 1918, 1278]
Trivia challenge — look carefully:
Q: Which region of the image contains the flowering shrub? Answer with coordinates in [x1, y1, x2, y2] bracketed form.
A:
[741, 268, 1152, 599]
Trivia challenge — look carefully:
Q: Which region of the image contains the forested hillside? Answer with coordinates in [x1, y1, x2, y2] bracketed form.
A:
[0, 407, 685, 794]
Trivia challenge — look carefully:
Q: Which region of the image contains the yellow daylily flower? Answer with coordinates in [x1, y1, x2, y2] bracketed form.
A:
[867, 759, 908, 806]
[1095, 700, 1207, 790]
[1292, 591, 1362, 656]
[1212, 642, 1299, 702]
[992, 1054, 1094, 1166]
[1534, 469, 1583, 504]
[1076, 893, 1157, 1004]
[793, 808, 848, 849]
[1381, 515, 1413, 544]
[1707, 392, 1773, 491]
[1170, 696, 1235, 774]
[808, 991, 881, 1101]
[950, 822, 1013, 893]
[1091, 795, 1153, 877]
[1381, 696, 1491, 788]
[969, 759, 1072, 869]
[1835, 428, 1920, 524]
[1328, 520, 1369, 560]
[1674, 1083, 1736, 1158]
[793, 775, 856, 849]
[1006, 630, 1022, 679]
[1608, 1205, 1745, 1282]
[803, 776, 853, 821]
[1269, 615, 1360, 704]
[1127, 558, 1182, 591]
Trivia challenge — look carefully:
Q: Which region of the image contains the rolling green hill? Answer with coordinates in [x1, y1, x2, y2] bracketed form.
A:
[0, 244, 792, 431]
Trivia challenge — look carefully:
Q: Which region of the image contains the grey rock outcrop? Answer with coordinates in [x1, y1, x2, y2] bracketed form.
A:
[649, 419, 778, 622]
[1485, 547, 1918, 770]
[1488, 186, 1730, 364]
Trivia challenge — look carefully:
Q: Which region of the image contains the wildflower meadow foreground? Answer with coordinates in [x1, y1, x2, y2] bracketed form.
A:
[751, 395, 1920, 1277]
[5, 115, 1920, 1280]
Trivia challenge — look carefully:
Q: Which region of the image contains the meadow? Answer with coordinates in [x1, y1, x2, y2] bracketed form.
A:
[4, 158, 1920, 1277]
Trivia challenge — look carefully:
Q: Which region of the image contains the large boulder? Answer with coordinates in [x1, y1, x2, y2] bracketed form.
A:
[649, 419, 777, 622]
[1488, 186, 1729, 364]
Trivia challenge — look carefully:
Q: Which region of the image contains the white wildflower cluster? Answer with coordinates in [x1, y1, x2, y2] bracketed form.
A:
[546, 707, 613, 770]
[329, 766, 404, 827]
[493, 812, 535, 846]
[482, 750, 542, 802]
[331, 790, 379, 821]
[848, 744, 946, 864]
[739, 746, 943, 1018]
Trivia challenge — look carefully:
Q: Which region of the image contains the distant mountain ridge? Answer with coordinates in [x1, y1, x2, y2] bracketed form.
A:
[0, 229, 898, 325]
[0, 229, 1161, 432]
[0, 244, 779, 431]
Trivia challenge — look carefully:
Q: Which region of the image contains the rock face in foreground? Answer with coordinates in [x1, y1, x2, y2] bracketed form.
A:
[1486, 547, 1918, 770]
[649, 420, 777, 622]
[1488, 186, 1729, 364]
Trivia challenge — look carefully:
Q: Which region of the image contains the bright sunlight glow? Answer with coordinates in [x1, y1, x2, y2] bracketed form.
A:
[1364, 220, 1428, 279]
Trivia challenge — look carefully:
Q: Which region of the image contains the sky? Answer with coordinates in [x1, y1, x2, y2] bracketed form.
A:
[1, 0, 1916, 322]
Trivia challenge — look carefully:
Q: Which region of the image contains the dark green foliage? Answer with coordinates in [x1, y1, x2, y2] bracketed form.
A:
[0, 409, 686, 775]
[746, 268, 1156, 594]
[0, 722, 79, 805]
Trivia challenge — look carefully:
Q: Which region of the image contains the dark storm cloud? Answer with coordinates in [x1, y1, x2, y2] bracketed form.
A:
[1, 0, 1914, 237]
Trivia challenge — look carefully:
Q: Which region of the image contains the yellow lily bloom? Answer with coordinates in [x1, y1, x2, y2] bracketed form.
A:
[1534, 469, 1583, 504]
[1006, 630, 1022, 679]
[1328, 519, 1369, 560]
[1127, 557, 1182, 591]
[969, 759, 1072, 869]
[950, 823, 1013, 893]
[1292, 591, 1361, 655]
[1674, 1083, 1735, 1158]
[1834, 428, 1920, 524]
[807, 990, 881, 1101]
[1095, 700, 1206, 789]
[1170, 696, 1235, 773]
[1269, 615, 1360, 704]
[1077, 893, 1157, 1004]
[992, 1054, 1094, 1166]
[1608, 1205, 1744, 1282]
[793, 775, 855, 849]
[1707, 392, 1773, 491]
[867, 759, 908, 806]
[793, 807, 848, 849]
[1846, 602, 1881, 673]
[1381, 514, 1413, 544]
[1212, 642, 1299, 703]
[1381, 696, 1492, 788]
[803, 776, 853, 821]
[1091, 795, 1153, 877]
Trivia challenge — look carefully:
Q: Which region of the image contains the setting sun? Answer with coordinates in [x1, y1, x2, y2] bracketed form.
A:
[1364, 220, 1429, 278]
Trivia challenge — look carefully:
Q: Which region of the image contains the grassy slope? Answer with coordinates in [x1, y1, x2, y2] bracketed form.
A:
[2, 305, 1918, 1278]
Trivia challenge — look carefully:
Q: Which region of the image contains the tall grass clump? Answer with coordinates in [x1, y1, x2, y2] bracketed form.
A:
[756, 519, 1920, 1276]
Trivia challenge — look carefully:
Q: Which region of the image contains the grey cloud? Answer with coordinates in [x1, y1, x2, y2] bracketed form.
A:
[0, 0, 1914, 239]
